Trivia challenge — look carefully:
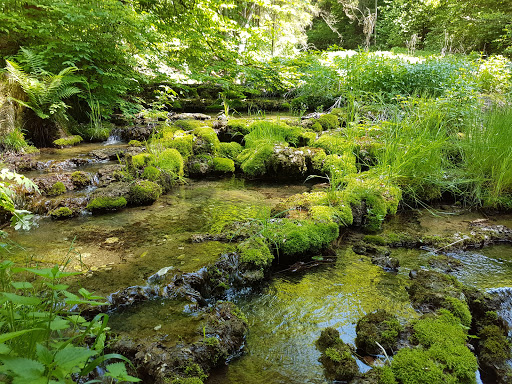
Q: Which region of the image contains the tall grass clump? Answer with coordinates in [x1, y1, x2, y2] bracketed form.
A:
[244, 121, 301, 147]
[458, 107, 512, 207]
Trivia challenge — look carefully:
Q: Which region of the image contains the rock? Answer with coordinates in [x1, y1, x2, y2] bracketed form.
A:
[355, 309, 401, 355]
[168, 112, 212, 121]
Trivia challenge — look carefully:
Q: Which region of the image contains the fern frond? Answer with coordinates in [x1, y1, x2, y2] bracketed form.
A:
[19, 47, 48, 76]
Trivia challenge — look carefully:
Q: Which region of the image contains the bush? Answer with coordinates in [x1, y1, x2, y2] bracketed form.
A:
[128, 180, 162, 206]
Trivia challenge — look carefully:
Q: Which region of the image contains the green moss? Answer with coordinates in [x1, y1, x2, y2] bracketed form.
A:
[49, 206, 73, 219]
[47, 181, 66, 196]
[363, 235, 388, 246]
[478, 325, 512, 366]
[407, 270, 464, 312]
[128, 180, 162, 206]
[323, 153, 357, 177]
[167, 131, 194, 157]
[315, 327, 359, 382]
[355, 309, 401, 355]
[312, 133, 351, 155]
[237, 144, 273, 177]
[213, 157, 235, 173]
[132, 153, 155, 168]
[193, 127, 221, 154]
[174, 119, 208, 131]
[142, 165, 161, 181]
[238, 236, 273, 267]
[317, 114, 340, 130]
[443, 297, 472, 327]
[218, 142, 243, 159]
[71, 171, 90, 188]
[172, 378, 203, 384]
[264, 219, 339, 256]
[151, 148, 184, 177]
[412, 310, 467, 348]
[86, 196, 127, 212]
[312, 121, 323, 132]
[128, 140, 143, 147]
[374, 366, 397, 384]
[300, 131, 317, 146]
[391, 348, 450, 384]
[53, 135, 83, 147]
[226, 119, 251, 136]
[311, 149, 327, 172]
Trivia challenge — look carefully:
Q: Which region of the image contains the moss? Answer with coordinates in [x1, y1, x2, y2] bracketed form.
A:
[412, 310, 467, 348]
[391, 348, 451, 384]
[363, 235, 388, 246]
[71, 171, 90, 188]
[374, 366, 397, 384]
[171, 378, 203, 384]
[312, 133, 351, 155]
[128, 140, 143, 147]
[316, 327, 359, 382]
[151, 148, 184, 177]
[166, 131, 194, 157]
[128, 180, 162, 206]
[193, 127, 221, 154]
[407, 270, 464, 313]
[47, 181, 66, 196]
[428, 254, 463, 272]
[311, 121, 323, 132]
[264, 219, 339, 256]
[218, 141, 243, 159]
[323, 153, 357, 177]
[132, 153, 155, 168]
[310, 205, 337, 223]
[355, 309, 401, 355]
[478, 325, 512, 366]
[317, 113, 340, 130]
[86, 196, 127, 212]
[49, 206, 73, 219]
[311, 149, 327, 172]
[237, 144, 273, 177]
[238, 236, 273, 267]
[443, 297, 472, 327]
[53, 135, 83, 147]
[213, 157, 235, 173]
[173, 119, 208, 131]
[187, 155, 213, 175]
[300, 131, 317, 146]
[226, 119, 251, 136]
[142, 165, 161, 181]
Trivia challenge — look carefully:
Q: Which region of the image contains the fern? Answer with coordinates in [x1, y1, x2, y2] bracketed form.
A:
[5, 49, 83, 121]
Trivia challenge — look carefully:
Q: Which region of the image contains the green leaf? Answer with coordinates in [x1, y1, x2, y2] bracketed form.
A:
[53, 346, 97, 373]
[36, 343, 54, 366]
[0, 357, 45, 379]
[81, 353, 135, 376]
[11, 281, 34, 290]
[0, 329, 43, 343]
[49, 316, 70, 331]
[1, 292, 41, 306]
[0, 343, 11, 354]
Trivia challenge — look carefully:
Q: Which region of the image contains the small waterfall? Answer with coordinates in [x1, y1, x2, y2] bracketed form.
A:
[487, 286, 512, 333]
[103, 134, 122, 145]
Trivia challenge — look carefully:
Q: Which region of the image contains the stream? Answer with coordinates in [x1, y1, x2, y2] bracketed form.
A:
[5, 140, 512, 383]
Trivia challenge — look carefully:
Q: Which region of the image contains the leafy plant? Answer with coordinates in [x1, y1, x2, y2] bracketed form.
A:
[5, 48, 82, 121]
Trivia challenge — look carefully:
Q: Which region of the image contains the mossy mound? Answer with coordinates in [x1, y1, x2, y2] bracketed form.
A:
[49, 206, 74, 219]
[193, 127, 221, 154]
[237, 144, 273, 177]
[355, 309, 401, 355]
[71, 171, 90, 188]
[47, 181, 66, 196]
[53, 135, 83, 147]
[407, 270, 466, 314]
[312, 133, 352, 155]
[212, 157, 235, 173]
[187, 155, 214, 176]
[86, 196, 127, 212]
[128, 139, 143, 147]
[316, 113, 340, 130]
[132, 153, 155, 168]
[263, 219, 339, 257]
[161, 130, 194, 157]
[218, 142, 243, 159]
[315, 327, 359, 382]
[128, 180, 162, 206]
[141, 165, 161, 181]
[237, 236, 273, 268]
[150, 148, 184, 177]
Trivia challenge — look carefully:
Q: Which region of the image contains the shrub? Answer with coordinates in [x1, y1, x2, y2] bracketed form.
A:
[213, 157, 235, 173]
[86, 196, 127, 212]
[128, 180, 162, 206]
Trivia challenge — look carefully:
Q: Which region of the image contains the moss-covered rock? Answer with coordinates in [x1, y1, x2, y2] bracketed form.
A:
[218, 141, 243, 159]
[150, 148, 184, 177]
[355, 310, 401, 355]
[141, 165, 161, 181]
[237, 144, 273, 177]
[213, 157, 235, 173]
[315, 327, 359, 382]
[53, 135, 83, 147]
[47, 181, 66, 196]
[128, 180, 162, 206]
[132, 153, 155, 168]
[317, 113, 340, 130]
[86, 196, 127, 212]
[193, 127, 221, 154]
[49, 206, 74, 219]
[187, 155, 214, 176]
[128, 139, 143, 147]
[71, 171, 90, 189]
[238, 236, 273, 267]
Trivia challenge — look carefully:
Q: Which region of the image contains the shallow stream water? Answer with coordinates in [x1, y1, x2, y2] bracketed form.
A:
[5, 141, 512, 383]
